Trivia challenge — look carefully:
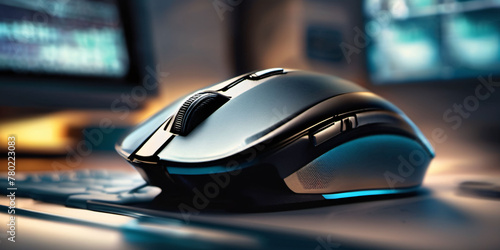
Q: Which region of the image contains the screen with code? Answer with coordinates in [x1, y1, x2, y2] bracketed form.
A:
[0, 0, 129, 78]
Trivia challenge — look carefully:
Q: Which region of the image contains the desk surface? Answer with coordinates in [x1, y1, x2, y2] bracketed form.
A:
[1, 151, 500, 249]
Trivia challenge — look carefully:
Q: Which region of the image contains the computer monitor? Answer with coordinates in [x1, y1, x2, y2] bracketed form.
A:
[0, 0, 155, 109]
[364, 0, 500, 85]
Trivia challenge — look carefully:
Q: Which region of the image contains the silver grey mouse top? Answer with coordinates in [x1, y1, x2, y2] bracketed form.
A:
[118, 68, 372, 163]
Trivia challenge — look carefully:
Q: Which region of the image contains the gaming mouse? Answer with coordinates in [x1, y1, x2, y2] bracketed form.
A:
[116, 68, 434, 208]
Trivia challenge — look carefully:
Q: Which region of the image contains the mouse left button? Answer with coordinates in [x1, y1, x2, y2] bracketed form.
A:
[130, 118, 174, 162]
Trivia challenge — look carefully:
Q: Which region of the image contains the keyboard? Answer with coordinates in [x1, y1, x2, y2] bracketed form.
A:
[0, 169, 161, 209]
[0, 169, 341, 249]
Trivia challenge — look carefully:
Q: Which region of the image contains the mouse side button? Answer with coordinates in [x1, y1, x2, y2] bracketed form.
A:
[310, 121, 342, 146]
[341, 116, 357, 132]
[357, 111, 401, 126]
[310, 115, 357, 146]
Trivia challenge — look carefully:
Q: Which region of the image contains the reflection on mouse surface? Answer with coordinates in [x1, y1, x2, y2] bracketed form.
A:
[116, 68, 434, 208]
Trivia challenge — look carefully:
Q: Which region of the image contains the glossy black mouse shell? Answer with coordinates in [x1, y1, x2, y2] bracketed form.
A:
[116, 68, 434, 208]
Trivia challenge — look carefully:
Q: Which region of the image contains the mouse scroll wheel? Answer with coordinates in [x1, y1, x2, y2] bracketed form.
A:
[170, 92, 230, 136]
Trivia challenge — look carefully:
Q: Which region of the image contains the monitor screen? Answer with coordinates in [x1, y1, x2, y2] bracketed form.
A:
[0, 0, 155, 109]
[364, 0, 500, 84]
[0, 0, 129, 78]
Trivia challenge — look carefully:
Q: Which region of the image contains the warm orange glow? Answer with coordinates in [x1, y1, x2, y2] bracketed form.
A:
[0, 115, 75, 154]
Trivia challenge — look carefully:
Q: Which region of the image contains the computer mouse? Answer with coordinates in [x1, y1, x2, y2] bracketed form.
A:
[116, 68, 434, 208]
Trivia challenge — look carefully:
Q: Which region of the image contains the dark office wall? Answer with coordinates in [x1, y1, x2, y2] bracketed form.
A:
[230, 0, 367, 84]
[145, 0, 232, 96]
[145, 0, 366, 86]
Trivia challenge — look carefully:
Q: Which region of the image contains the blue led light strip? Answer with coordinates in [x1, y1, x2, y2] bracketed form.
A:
[322, 187, 419, 200]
